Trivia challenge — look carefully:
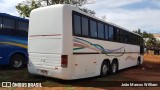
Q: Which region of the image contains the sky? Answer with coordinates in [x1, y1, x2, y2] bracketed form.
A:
[0, 0, 160, 33]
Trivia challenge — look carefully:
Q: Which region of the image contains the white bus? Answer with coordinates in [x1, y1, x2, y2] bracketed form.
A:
[28, 4, 144, 80]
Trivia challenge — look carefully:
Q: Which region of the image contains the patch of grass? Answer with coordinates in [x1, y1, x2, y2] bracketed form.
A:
[0, 67, 134, 87]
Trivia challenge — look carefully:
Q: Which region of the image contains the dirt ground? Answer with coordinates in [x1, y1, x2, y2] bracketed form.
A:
[120, 54, 160, 81]
[0, 54, 160, 90]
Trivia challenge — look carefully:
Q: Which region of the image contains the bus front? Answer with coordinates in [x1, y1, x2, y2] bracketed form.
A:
[28, 5, 72, 80]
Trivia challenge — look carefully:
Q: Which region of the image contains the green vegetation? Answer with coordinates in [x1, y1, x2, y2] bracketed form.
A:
[16, 0, 95, 18]
[133, 29, 160, 51]
[0, 67, 135, 87]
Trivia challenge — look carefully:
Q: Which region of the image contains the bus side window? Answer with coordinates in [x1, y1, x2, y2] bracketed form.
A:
[115, 28, 120, 42]
[105, 25, 109, 40]
[82, 17, 89, 36]
[0, 17, 2, 29]
[126, 32, 130, 44]
[73, 14, 81, 35]
[18, 21, 28, 31]
[108, 25, 114, 41]
[90, 20, 97, 38]
[17, 21, 28, 37]
[119, 30, 124, 43]
[3, 18, 15, 29]
[98, 22, 104, 39]
[123, 31, 127, 43]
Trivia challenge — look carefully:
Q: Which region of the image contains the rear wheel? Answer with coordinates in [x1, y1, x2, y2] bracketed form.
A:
[100, 61, 109, 77]
[110, 60, 118, 74]
[10, 54, 26, 69]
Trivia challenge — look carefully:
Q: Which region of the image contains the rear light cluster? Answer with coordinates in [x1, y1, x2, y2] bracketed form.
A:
[61, 55, 68, 68]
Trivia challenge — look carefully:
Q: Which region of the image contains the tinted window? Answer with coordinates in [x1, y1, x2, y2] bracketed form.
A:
[98, 22, 104, 39]
[82, 17, 89, 36]
[0, 17, 2, 29]
[119, 30, 124, 42]
[138, 36, 140, 45]
[133, 35, 136, 44]
[3, 18, 15, 29]
[90, 20, 97, 38]
[130, 33, 133, 44]
[116, 28, 120, 42]
[126, 32, 131, 43]
[18, 22, 28, 31]
[73, 14, 81, 35]
[124, 31, 128, 43]
[105, 25, 109, 40]
[135, 35, 138, 45]
[108, 26, 114, 40]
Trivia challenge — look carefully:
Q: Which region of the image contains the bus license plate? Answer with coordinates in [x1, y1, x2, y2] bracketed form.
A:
[40, 70, 48, 75]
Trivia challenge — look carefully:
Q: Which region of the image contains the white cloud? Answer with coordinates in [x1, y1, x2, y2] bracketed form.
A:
[85, 0, 143, 9]
[84, 0, 160, 33]
[103, 8, 160, 33]
[151, 0, 160, 7]
[0, 0, 160, 33]
[0, 0, 23, 16]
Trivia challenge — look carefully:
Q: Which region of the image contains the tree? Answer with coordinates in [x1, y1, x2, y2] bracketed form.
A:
[133, 29, 154, 39]
[146, 38, 157, 49]
[133, 29, 160, 51]
[101, 15, 107, 21]
[16, 0, 42, 18]
[133, 28, 142, 36]
[79, 7, 95, 15]
[16, 0, 95, 18]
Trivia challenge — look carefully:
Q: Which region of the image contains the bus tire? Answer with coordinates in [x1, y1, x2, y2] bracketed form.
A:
[137, 57, 141, 66]
[110, 60, 118, 74]
[10, 54, 25, 69]
[100, 61, 109, 77]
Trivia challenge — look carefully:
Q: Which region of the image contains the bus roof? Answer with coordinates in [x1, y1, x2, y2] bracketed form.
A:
[0, 13, 29, 22]
[31, 4, 142, 37]
[70, 5, 142, 37]
[67, 4, 142, 37]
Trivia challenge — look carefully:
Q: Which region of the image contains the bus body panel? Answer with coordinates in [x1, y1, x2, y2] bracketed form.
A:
[28, 53, 72, 80]
[28, 5, 72, 80]
[28, 4, 143, 80]
[72, 36, 140, 78]
[0, 13, 28, 66]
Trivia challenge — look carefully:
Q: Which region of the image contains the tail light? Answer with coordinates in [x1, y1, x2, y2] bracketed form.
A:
[61, 55, 68, 68]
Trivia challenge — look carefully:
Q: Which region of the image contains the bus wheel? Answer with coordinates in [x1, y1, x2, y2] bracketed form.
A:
[10, 54, 25, 69]
[110, 60, 118, 74]
[100, 61, 109, 77]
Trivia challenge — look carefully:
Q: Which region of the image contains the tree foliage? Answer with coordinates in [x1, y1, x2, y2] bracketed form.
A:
[45, 0, 88, 6]
[16, 0, 41, 18]
[79, 7, 95, 15]
[101, 15, 107, 21]
[133, 29, 160, 50]
[16, 0, 95, 18]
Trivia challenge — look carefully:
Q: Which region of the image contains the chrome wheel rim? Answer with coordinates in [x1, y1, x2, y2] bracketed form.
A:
[102, 64, 108, 74]
[13, 59, 22, 67]
[112, 63, 117, 73]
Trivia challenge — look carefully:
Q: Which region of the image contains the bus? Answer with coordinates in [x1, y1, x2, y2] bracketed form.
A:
[28, 4, 144, 80]
[0, 13, 29, 69]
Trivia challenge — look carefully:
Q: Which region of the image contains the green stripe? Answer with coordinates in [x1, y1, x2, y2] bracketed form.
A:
[73, 47, 85, 50]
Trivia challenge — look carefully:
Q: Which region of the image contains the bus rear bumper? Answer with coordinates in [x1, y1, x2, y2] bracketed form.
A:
[28, 65, 72, 80]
